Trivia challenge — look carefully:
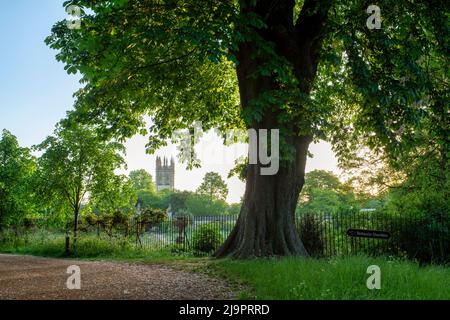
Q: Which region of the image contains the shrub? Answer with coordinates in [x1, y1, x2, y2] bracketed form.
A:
[391, 212, 450, 264]
[22, 216, 37, 229]
[112, 210, 129, 226]
[384, 187, 450, 263]
[83, 213, 98, 226]
[170, 243, 191, 255]
[297, 213, 325, 257]
[140, 208, 168, 231]
[95, 210, 132, 237]
[0, 229, 23, 247]
[140, 208, 168, 225]
[192, 223, 223, 255]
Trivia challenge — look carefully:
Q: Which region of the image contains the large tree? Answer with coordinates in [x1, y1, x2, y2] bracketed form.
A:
[0, 130, 36, 230]
[46, 0, 448, 257]
[35, 125, 125, 250]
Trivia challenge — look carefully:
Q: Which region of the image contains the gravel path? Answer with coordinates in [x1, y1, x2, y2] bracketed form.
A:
[0, 254, 234, 300]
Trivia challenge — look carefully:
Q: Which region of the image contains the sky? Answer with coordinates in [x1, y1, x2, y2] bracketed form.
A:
[0, 0, 340, 203]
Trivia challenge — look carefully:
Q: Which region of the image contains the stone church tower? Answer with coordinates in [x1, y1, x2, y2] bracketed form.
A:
[155, 156, 175, 192]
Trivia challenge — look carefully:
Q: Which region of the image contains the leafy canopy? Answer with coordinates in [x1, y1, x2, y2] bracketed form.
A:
[0, 130, 36, 228]
[35, 125, 126, 219]
[46, 0, 449, 168]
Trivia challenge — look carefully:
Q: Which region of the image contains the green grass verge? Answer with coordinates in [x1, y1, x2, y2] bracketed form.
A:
[208, 255, 450, 300]
[0, 233, 197, 263]
[2, 234, 449, 300]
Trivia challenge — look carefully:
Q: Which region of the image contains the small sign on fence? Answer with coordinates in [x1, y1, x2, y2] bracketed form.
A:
[347, 229, 391, 240]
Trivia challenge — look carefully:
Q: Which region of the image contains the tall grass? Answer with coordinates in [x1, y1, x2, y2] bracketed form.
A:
[212, 255, 450, 300]
[0, 231, 193, 261]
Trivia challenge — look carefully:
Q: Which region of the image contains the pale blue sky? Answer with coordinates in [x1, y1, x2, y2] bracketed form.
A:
[0, 1, 340, 203]
[0, 1, 81, 147]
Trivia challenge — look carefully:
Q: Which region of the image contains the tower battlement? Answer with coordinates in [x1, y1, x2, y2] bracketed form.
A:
[155, 156, 175, 192]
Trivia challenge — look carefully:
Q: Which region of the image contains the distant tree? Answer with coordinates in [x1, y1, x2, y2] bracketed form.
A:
[136, 190, 159, 209]
[169, 191, 192, 214]
[186, 193, 228, 216]
[135, 188, 173, 211]
[129, 169, 159, 210]
[0, 130, 36, 230]
[138, 188, 229, 216]
[301, 170, 342, 202]
[297, 170, 358, 215]
[35, 125, 125, 251]
[197, 172, 228, 201]
[227, 203, 242, 216]
[129, 169, 155, 192]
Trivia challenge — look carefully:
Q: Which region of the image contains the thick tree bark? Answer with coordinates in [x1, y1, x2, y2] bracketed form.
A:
[215, 135, 312, 258]
[215, 0, 331, 258]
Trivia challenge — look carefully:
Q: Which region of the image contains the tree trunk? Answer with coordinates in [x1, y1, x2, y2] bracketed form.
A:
[73, 206, 80, 254]
[215, 134, 311, 258]
[215, 0, 330, 258]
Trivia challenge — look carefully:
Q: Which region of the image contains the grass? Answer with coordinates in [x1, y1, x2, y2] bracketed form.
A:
[208, 255, 450, 300]
[0, 231, 197, 263]
[2, 233, 449, 300]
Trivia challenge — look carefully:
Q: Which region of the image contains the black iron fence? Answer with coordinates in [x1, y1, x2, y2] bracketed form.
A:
[133, 215, 237, 254]
[4, 210, 447, 262]
[296, 210, 449, 263]
[125, 210, 448, 262]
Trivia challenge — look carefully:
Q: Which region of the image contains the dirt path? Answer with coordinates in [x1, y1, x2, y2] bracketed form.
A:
[0, 254, 234, 300]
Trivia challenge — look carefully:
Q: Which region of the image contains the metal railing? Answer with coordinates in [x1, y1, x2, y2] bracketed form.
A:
[295, 210, 449, 262]
[5, 210, 447, 262]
